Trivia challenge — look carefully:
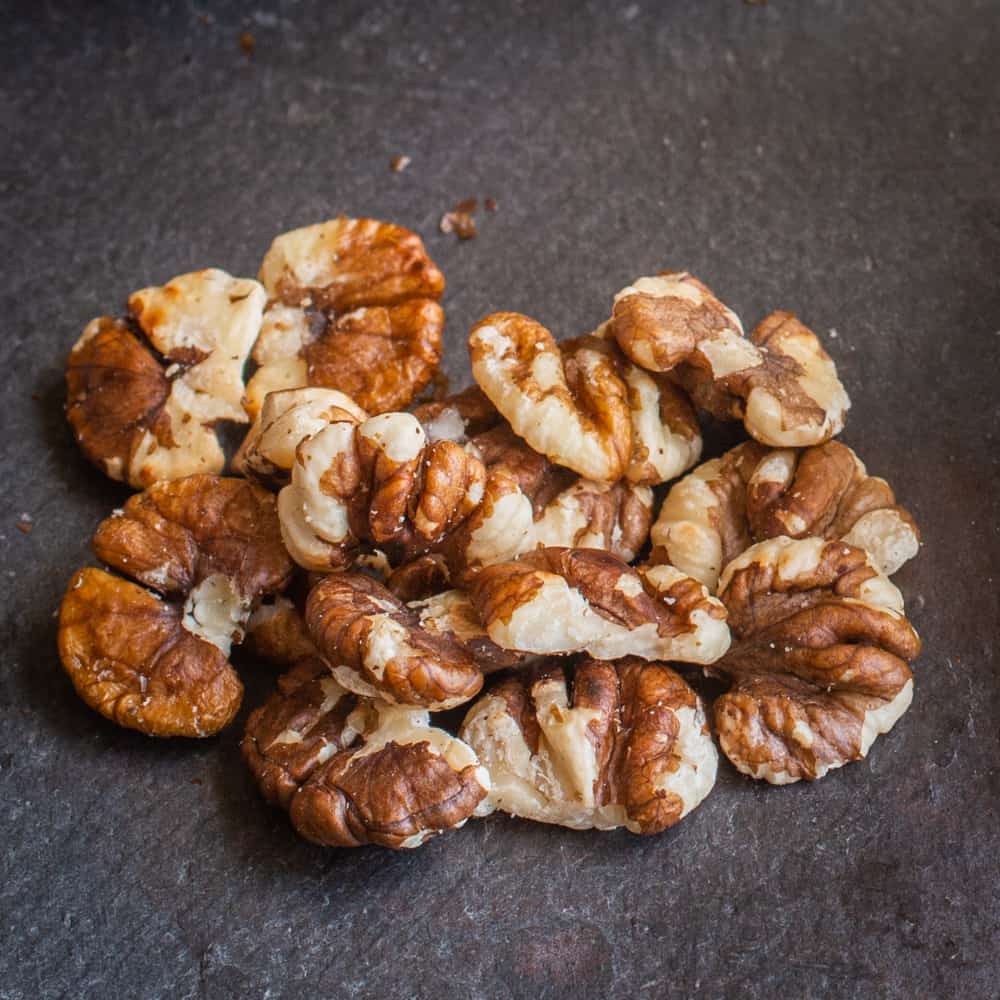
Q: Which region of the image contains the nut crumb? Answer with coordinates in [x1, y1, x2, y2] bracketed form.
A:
[239, 31, 256, 56]
[16, 522, 33, 535]
[440, 199, 478, 240]
[390, 155, 412, 173]
[484, 197, 498, 212]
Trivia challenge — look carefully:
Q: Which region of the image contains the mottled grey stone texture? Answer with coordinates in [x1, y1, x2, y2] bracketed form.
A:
[2, 1, 999, 997]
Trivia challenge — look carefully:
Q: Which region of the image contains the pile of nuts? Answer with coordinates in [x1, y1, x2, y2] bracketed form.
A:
[58, 217, 922, 849]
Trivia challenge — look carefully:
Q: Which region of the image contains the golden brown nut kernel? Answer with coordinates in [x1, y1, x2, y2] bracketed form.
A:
[58, 476, 293, 737]
[710, 537, 920, 784]
[305, 572, 484, 710]
[651, 440, 920, 590]
[245, 217, 445, 416]
[66, 269, 265, 487]
[469, 547, 730, 664]
[611, 273, 849, 446]
[461, 658, 716, 834]
[469, 313, 632, 482]
[288, 699, 489, 849]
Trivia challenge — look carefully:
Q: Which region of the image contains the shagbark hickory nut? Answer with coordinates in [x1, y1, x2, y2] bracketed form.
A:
[305, 572, 484, 710]
[58, 476, 293, 737]
[469, 548, 730, 664]
[461, 658, 717, 834]
[66, 269, 265, 488]
[651, 440, 920, 590]
[469, 312, 632, 482]
[288, 699, 490, 849]
[244, 217, 445, 417]
[710, 536, 921, 784]
[611, 273, 849, 446]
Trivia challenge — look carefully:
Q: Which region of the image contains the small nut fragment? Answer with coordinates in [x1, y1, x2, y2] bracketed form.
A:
[711, 537, 921, 784]
[412, 385, 501, 443]
[306, 573, 484, 709]
[652, 440, 920, 590]
[461, 658, 717, 834]
[244, 596, 318, 666]
[245, 217, 445, 416]
[469, 548, 730, 664]
[66, 269, 265, 487]
[58, 476, 293, 737]
[469, 313, 632, 482]
[611, 274, 849, 446]
[288, 699, 490, 849]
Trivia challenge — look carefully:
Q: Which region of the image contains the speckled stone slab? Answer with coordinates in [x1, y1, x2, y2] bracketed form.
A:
[2, 1, 998, 997]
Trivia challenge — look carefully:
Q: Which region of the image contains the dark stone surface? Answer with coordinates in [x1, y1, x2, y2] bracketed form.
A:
[2, 1, 999, 997]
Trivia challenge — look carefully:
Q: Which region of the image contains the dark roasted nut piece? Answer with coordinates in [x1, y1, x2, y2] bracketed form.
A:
[611, 274, 849, 446]
[288, 699, 490, 849]
[386, 553, 452, 602]
[469, 313, 632, 482]
[461, 659, 716, 833]
[710, 537, 921, 784]
[245, 217, 445, 416]
[652, 441, 920, 589]
[242, 658, 358, 808]
[66, 269, 265, 487]
[612, 272, 745, 373]
[306, 573, 484, 709]
[233, 387, 367, 486]
[469, 548, 730, 663]
[58, 476, 293, 737]
[244, 596, 318, 666]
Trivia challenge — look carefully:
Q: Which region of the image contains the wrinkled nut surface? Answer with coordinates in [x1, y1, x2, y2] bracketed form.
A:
[306, 572, 484, 709]
[611, 273, 849, 446]
[66, 269, 265, 487]
[245, 217, 445, 416]
[469, 313, 632, 482]
[409, 589, 536, 674]
[234, 387, 367, 485]
[652, 440, 920, 590]
[242, 657, 358, 808]
[461, 658, 717, 834]
[243, 661, 490, 848]
[469, 548, 730, 663]
[277, 410, 488, 572]
[288, 699, 490, 849]
[58, 476, 293, 737]
[468, 424, 653, 564]
[710, 536, 921, 784]
[584, 325, 703, 485]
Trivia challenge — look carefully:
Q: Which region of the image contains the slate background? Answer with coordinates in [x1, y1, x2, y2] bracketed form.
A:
[2, 1, 999, 997]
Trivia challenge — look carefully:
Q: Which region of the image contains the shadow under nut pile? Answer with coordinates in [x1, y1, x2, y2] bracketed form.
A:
[58, 216, 923, 850]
